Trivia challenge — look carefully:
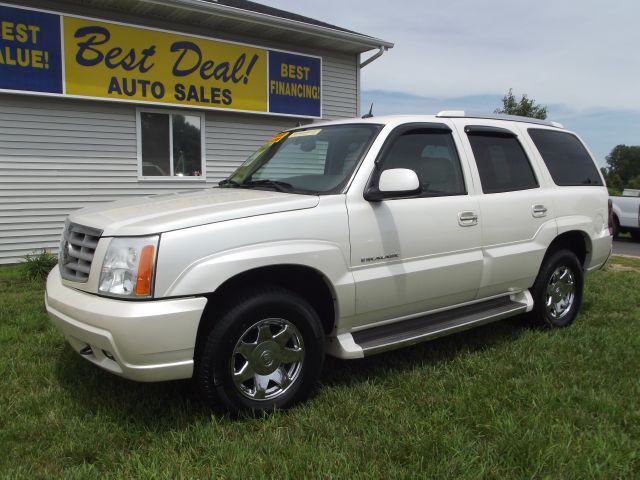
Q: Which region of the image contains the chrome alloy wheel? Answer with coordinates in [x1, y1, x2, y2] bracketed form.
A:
[545, 266, 576, 320]
[231, 318, 305, 401]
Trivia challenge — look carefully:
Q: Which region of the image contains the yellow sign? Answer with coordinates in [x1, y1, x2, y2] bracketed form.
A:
[63, 17, 267, 112]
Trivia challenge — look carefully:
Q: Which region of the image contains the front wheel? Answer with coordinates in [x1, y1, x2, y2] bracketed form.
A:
[530, 249, 584, 328]
[196, 287, 325, 414]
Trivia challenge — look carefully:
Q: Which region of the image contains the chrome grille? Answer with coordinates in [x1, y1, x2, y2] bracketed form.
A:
[59, 222, 103, 282]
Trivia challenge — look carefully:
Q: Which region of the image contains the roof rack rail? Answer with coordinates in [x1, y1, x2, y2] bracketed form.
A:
[436, 111, 563, 129]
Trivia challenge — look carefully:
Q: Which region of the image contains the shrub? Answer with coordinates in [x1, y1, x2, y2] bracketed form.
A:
[22, 249, 58, 281]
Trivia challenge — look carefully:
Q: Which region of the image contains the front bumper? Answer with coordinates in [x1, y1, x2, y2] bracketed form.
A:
[45, 266, 208, 382]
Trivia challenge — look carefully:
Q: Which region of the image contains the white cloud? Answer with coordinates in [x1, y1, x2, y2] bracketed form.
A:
[261, 0, 640, 163]
[261, 0, 640, 111]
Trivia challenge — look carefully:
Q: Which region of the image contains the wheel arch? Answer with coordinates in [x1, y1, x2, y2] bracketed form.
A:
[544, 230, 590, 269]
[611, 201, 623, 220]
[194, 264, 338, 362]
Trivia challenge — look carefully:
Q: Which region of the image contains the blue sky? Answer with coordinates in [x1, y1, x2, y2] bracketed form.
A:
[261, 0, 640, 167]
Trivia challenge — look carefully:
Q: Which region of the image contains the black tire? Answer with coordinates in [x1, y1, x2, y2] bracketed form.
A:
[530, 249, 584, 328]
[612, 216, 620, 239]
[196, 286, 325, 414]
[630, 231, 640, 242]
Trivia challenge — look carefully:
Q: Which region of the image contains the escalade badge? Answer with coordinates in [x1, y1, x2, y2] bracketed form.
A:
[361, 253, 399, 263]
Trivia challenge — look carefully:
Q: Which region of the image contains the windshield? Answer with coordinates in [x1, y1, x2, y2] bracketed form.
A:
[221, 124, 382, 194]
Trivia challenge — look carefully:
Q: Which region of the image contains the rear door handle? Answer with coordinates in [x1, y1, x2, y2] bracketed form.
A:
[532, 204, 548, 218]
[458, 211, 478, 226]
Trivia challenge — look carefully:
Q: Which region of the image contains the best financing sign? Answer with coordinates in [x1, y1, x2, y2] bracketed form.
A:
[0, 4, 322, 118]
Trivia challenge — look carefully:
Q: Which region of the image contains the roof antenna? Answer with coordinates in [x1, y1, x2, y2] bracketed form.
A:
[362, 103, 374, 118]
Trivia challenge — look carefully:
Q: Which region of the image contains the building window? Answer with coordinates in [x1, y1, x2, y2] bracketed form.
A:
[137, 109, 205, 179]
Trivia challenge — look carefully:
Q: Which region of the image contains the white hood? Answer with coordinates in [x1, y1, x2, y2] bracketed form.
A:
[69, 188, 320, 236]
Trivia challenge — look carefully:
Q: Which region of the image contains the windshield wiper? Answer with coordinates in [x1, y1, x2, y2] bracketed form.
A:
[242, 179, 294, 192]
[218, 178, 241, 188]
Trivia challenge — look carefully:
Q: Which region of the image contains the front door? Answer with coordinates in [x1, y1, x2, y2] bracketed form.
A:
[347, 124, 484, 328]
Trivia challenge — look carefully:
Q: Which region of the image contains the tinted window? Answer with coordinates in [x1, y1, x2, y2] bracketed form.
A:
[528, 129, 603, 186]
[467, 132, 538, 193]
[380, 130, 466, 196]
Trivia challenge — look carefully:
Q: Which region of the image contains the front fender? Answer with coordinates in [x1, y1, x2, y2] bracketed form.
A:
[157, 240, 356, 318]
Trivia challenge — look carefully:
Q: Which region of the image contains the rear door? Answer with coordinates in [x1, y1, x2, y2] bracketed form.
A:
[454, 121, 557, 298]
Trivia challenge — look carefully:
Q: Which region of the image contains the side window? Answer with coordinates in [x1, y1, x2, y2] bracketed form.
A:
[380, 129, 466, 196]
[466, 129, 538, 193]
[138, 110, 205, 179]
[528, 129, 603, 186]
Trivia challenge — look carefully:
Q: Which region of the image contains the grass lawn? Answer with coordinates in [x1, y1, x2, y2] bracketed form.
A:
[1, 257, 639, 479]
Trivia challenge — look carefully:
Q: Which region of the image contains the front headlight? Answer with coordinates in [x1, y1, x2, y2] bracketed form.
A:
[98, 236, 159, 298]
[58, 218, 70, 267]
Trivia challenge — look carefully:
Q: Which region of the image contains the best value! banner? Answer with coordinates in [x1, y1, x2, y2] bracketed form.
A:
[0, 4, 322, 117]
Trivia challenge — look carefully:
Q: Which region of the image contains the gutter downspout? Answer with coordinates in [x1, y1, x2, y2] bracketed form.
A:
[357, 46, 387, 116]
[359, 46, 387, 68]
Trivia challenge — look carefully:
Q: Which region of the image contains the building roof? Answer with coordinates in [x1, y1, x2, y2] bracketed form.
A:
[140, 0, 394, 53]
[204, 0, 362, 36]
[30, 0, 392, 54]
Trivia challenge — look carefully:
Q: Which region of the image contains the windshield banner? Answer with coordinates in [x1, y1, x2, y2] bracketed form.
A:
[0, 4, 322, 118]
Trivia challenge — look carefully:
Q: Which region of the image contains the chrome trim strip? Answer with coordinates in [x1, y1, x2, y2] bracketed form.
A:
[360, 303, 528, 356]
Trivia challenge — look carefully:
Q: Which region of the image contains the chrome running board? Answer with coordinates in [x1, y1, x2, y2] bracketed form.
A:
[351, 293, 532, 356]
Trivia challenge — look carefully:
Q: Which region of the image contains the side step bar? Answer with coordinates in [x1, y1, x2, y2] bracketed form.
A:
[350, 293, 532, 357]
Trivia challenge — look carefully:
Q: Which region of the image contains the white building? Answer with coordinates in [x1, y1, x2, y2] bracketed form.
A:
[0, 0, 392, 263]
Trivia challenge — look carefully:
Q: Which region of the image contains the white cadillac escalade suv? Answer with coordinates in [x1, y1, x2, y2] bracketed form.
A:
[45, 112, 612, 413]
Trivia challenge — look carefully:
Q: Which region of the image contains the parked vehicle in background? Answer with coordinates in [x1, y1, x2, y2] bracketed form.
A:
[611, 190, 640, 240]
[45, 112, 612, 413]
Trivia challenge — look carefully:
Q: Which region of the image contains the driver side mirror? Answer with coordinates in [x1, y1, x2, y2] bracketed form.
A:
[364, 168, 421, 202]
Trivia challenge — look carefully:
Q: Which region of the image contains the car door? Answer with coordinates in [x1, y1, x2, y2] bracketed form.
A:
[454, 121, 557, 298]
[346, 123, 484, 328]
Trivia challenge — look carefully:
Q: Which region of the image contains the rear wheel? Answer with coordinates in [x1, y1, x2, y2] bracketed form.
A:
[196, 287, 325, 414]
[530, 249, 583, 328]
[612, 216, 620, 239]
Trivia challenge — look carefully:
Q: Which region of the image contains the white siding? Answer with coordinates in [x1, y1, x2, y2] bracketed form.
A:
[1, 97, 130, 263]
[322, 52, 358, 119]
[0, 52, 358, 263]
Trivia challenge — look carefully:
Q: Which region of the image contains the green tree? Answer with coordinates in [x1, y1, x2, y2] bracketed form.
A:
[602, 144, 640, 192]
[494, 88, 548, 119]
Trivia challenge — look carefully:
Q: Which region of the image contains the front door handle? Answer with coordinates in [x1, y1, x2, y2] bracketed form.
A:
[458, 211, 478, 227]
[532, 204, 548, 218]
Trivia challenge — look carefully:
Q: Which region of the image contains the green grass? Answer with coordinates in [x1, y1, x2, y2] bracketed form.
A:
[1, 258, 639, 479]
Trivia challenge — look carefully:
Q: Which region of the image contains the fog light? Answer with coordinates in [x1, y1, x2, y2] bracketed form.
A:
[80, 345, 93, 356]
[102, 350, 115, 361]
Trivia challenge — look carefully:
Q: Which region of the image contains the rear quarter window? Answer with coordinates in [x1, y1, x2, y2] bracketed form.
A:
[528, 129, 603, 186]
